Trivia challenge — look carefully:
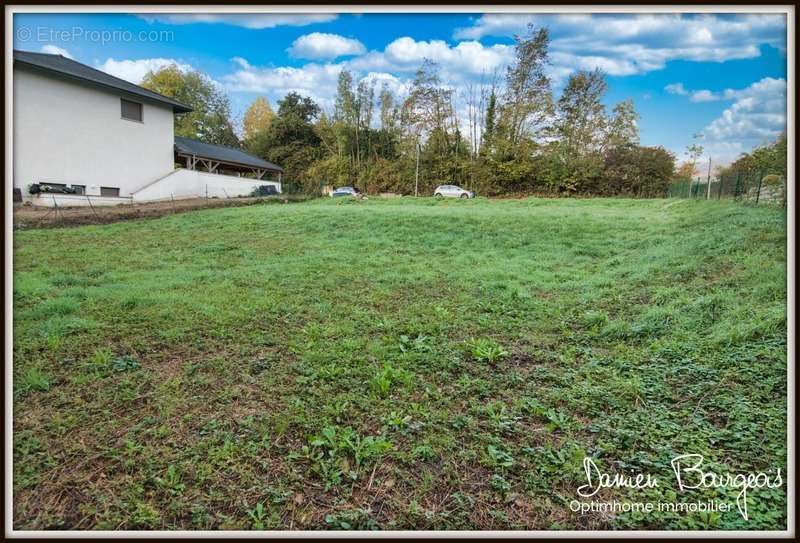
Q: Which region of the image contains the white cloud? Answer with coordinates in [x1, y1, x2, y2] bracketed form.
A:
[348, 37, 514, 83]
[138, 13, 337, 29]
[454, 13, 785, 79]
[96, 58, 192, 84]
[665, 82, 688, 96]
[689, 89, 720, 102]
[222, 60, 344, 109]
[697, 77, 786, 161]
[288, 32, 366, 60]
[221, 35, 518, 111]
[40, 44, 73, 59]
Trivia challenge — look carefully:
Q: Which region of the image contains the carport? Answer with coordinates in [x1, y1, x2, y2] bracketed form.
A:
[174, 136, 283, 182]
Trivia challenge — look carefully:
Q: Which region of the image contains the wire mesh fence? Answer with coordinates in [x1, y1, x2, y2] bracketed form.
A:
[669, 169, 786, 206]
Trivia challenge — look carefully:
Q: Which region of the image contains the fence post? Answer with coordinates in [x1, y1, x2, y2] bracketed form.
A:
[734, 172, 741, 200]
[86, 194, 99, 219]
[717, 173, 724, 199]
[755, 170, 764, 205]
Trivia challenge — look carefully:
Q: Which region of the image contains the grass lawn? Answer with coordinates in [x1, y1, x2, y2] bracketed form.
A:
[12, 197, 787, 530]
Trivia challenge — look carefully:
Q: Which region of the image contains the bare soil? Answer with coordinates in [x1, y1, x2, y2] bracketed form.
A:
[12, 196, 285, 230]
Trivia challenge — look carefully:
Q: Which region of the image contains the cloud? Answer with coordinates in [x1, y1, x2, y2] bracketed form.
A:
[138, 13, 337, 29]
[40, 44, 73, 59]
[348, 37, 514, 82]
[454, 13, 786, 79]
[698, 77, 786, 160]
[288, 32, 366, 60]
[222, 36, 516, 110]
[96, 57, 193, 84]
[665, 82, 688, 96]
[222, 60, 344, 109]
[689, 89, 720, 102]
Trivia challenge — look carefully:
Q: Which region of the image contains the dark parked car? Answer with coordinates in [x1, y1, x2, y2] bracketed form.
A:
[330, 186, 360, 198]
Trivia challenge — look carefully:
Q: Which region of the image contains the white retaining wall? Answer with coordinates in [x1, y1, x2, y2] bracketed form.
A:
[132, 169, 282, 203]
[28, 194, 133, 208]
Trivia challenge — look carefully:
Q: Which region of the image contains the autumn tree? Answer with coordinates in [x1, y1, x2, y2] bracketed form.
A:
[242, 96, 275, 144]
[141, 64, 239, 147]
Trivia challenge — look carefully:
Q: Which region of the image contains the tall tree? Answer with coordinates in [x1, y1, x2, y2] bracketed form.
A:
[248, 92, 321, 192]
[606, 99, 639, 150]
[498, 25, 553, 146]
[141, 64, 239, 148]
[378, 84, 397, 132]
[482, 90, 497, 154]
[555, 69, 608, 156]
[242, 97, 275, 142]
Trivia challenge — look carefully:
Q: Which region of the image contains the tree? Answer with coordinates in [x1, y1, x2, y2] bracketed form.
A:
[242, 97, 275, 143]
[606, 99, 639, 150]
[482, 90, 497, 154]
[497, 25, 553, 146]
[555, 69, 608, 157]
[603, 145, 675, 196]
[141, 64, 239, 147]
[247, 92, 322, 192]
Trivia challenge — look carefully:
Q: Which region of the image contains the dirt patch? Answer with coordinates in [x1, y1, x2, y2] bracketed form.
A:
[13, 196, 289, 230]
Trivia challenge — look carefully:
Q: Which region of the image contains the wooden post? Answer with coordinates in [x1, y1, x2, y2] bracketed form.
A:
[86, 194, 99, 219]
[755, 170, 764, 205]
[414, 141, 420, 197]
[705, 157, 712, 200]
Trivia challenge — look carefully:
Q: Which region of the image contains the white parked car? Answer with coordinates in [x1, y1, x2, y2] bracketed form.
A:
[434, 184, 475, 199]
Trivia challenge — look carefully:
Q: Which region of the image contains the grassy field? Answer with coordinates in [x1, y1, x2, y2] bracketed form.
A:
[13, 197, 787, 530]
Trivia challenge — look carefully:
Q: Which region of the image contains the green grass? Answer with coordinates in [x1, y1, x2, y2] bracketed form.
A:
[13, 197, 787, 530]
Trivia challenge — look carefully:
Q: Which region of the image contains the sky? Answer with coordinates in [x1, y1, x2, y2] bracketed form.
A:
[12, 11, 788, 165]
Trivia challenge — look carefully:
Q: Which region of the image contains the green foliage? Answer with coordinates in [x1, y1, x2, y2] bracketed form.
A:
[465, 338, 509, 363]
[16, 367, 51, 396]
[247, 92, 322, 194]
[141, 65, 239, 148]
[112, 356, 141, 372]
[603, 144, 676, 197]
[719, 134, 787, 182]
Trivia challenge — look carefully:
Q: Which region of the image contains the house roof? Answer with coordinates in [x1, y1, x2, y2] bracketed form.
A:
[13, 50, 193, 114]
[174, 136, 283, 172]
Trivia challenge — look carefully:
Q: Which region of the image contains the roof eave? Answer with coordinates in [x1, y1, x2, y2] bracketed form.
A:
[14, 58, 194, 114]
[175, 148, 282, 173]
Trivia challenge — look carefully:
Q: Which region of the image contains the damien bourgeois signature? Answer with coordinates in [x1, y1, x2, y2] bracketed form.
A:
[576, 454, 783, 520]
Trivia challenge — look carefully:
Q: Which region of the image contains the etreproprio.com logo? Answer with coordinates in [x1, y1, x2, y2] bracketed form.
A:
[16, 25, 174, 45]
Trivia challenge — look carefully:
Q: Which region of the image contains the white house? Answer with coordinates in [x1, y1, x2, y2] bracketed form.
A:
[13, 50, 282, 207]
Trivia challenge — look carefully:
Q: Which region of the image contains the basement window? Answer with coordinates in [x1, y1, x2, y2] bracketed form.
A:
[121, 98, 143, 122]
[71, 185, 86, 195]
[100, 187, 120, 197]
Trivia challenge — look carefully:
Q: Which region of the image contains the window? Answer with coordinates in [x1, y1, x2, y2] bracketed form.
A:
[100, 187, 120, 197]
[71, 185, 86, 195]
[121, 99, 143, 122]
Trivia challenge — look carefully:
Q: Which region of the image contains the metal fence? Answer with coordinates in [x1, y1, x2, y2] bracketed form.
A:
[669, 170, 786, 206]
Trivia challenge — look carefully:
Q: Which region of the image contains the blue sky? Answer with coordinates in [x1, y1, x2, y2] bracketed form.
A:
[13, 11, 788, 164]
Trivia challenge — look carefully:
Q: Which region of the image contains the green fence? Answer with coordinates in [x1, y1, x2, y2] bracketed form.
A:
[669, 170, 786, 205]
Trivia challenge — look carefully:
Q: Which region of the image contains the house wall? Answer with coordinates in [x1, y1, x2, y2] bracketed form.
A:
[132, 169, 282, 202]
[13, 67, 175, 199]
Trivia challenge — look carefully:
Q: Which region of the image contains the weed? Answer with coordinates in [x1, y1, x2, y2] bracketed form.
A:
[464, 338, 509, 363]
